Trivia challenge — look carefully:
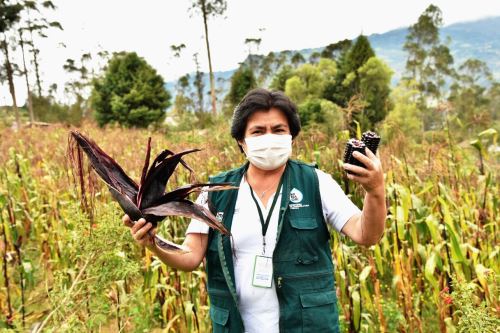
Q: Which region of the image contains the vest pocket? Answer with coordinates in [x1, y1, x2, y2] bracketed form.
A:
[299, 290, 339, 333]
[290, 217, 318, 229]
[290, 217, 321, 264]
[210, 304, 229, 332]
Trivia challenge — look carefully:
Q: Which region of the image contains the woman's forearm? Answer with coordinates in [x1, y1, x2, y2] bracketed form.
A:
[145, 233, 207, 271]
[360, 186, 386, 245]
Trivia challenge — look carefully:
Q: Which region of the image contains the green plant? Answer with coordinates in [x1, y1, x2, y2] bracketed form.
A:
[450, 275, 499, 333]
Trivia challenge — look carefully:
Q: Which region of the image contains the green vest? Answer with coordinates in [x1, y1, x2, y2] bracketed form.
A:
[206, 160, 340, 333]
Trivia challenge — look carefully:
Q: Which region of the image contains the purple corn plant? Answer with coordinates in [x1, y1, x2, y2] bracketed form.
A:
[68, 131, 233, 252]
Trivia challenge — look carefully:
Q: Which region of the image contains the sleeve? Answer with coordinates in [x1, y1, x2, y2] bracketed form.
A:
[185, 190, 210, 235]
[315, 169, 361, 235]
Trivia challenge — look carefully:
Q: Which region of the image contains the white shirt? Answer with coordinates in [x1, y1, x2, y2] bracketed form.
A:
[185, 169, 361, 333]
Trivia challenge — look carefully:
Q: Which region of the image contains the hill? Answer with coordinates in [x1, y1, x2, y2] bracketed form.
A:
[166, 16, 500, 105]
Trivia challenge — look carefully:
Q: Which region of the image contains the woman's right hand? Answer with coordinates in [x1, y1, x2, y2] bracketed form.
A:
[121, 214, 209, 272]
[122, 214, 156, 249]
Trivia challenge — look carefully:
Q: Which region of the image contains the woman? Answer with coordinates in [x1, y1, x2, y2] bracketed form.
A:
[123, 88, 386, 332]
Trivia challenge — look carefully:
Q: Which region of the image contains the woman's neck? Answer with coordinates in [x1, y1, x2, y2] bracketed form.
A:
[245, 163, 286, 207]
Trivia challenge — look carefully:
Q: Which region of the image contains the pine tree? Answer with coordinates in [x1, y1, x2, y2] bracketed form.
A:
[345, 35, 375, 75]
[91, 52, 171, 127]
[323, 35, 374, 108]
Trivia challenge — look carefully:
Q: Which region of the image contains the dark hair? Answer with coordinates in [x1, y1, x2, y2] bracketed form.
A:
[231, 88, 301, 147]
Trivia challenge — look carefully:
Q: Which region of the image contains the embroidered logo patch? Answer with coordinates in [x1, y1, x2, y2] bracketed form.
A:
[290, 188, 303, 203]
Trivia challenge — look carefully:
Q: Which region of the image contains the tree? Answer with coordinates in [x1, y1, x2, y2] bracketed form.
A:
[381, 80, 423, 142]
[244, 38, 261, 55]
[257, 51, 275, 85]
[23, 1, 62, 97]
[308, 51, 321, 64]
[91, 52, 171, 127]
[192, 52, 205, 114]
[346, 36, 374, 66]
[244, 37, 262, 73]
[269, 64, 294, 92]
[320, 39, 352, 61]
[448, 59, 492, 131]
[1, 0, 23, 128]
[486, 82, 500, 127]
[357, 57, 393, 129]
[297, 98, 345, 137]
[343, 35, 375, 94]
[285, 59, 337, 105]
[18, 27, 34, 124]
[322, 36, 391, 134]
[173, 74, 193, 114]
[285, 76, 307, 104]
[285, 64, 322, 105]
[227, 65, 256, 109]
[291, 52, 305, 67]
[323, 35, 374, 108]
[63, 53, 93, 121]
[190, 0, 227, 116]
[169, 44, 195, 118]
[274, 51, 288, 69]
[403, 5, 454, 108]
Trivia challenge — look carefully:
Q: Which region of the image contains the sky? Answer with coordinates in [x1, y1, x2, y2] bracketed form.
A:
[3, 0, 500, 105]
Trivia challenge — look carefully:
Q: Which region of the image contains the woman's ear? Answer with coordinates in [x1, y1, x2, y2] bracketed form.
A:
[237, 139, 246, 154]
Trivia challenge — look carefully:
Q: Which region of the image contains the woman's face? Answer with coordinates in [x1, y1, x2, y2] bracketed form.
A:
[239, 107, 293, 170]
[238, 107, 291, 150]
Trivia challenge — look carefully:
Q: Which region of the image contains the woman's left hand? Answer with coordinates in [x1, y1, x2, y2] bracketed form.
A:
[343, 148, 384, 194]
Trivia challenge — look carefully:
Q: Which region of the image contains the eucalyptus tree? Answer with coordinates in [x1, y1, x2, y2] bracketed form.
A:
[0, 0, 23, 128]
[403, 4, 454, 119]
[190, 0, 227, 115]
[192, 52, 205, 114]
[291, 52, 305, 68]
[19, 0, 62, 97]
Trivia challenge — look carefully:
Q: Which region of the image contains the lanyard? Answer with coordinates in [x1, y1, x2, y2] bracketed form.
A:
[248, 174, 285, 255]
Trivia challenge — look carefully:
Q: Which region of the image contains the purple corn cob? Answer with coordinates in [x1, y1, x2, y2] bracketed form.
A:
[343, 139, 367, 174]
[361, 131, 380, 155]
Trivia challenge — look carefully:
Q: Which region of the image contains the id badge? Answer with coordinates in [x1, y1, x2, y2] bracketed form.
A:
[252, 255, 273, 288]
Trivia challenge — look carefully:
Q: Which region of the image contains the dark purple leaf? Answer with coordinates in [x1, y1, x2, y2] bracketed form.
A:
[154, 233, 189, 253]
[70, 131, 138, 203]
[143, 200, 229, 235]
[108, 187, 143, 221]
[157, 182, 236, 203]
[140, 137, 152, 188]
[69, 131, 233, 239]
[138, 149, 200, 209]
[145, 149, 194, 183]
[147, 149, 174, 175]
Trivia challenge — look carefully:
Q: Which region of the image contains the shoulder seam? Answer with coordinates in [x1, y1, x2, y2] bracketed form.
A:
[209, 164, 245, 181]
[289, 159, 317, 168]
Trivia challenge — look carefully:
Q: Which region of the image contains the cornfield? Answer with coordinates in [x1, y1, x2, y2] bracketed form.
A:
[0, 122, 498, 332]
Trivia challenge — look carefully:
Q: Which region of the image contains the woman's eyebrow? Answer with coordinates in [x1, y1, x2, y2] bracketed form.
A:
[248, 125, 266, 131]
[272, 123, 288, 129]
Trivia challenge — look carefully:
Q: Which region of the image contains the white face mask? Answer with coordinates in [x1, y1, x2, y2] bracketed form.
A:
[244, 134, 292, 170]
